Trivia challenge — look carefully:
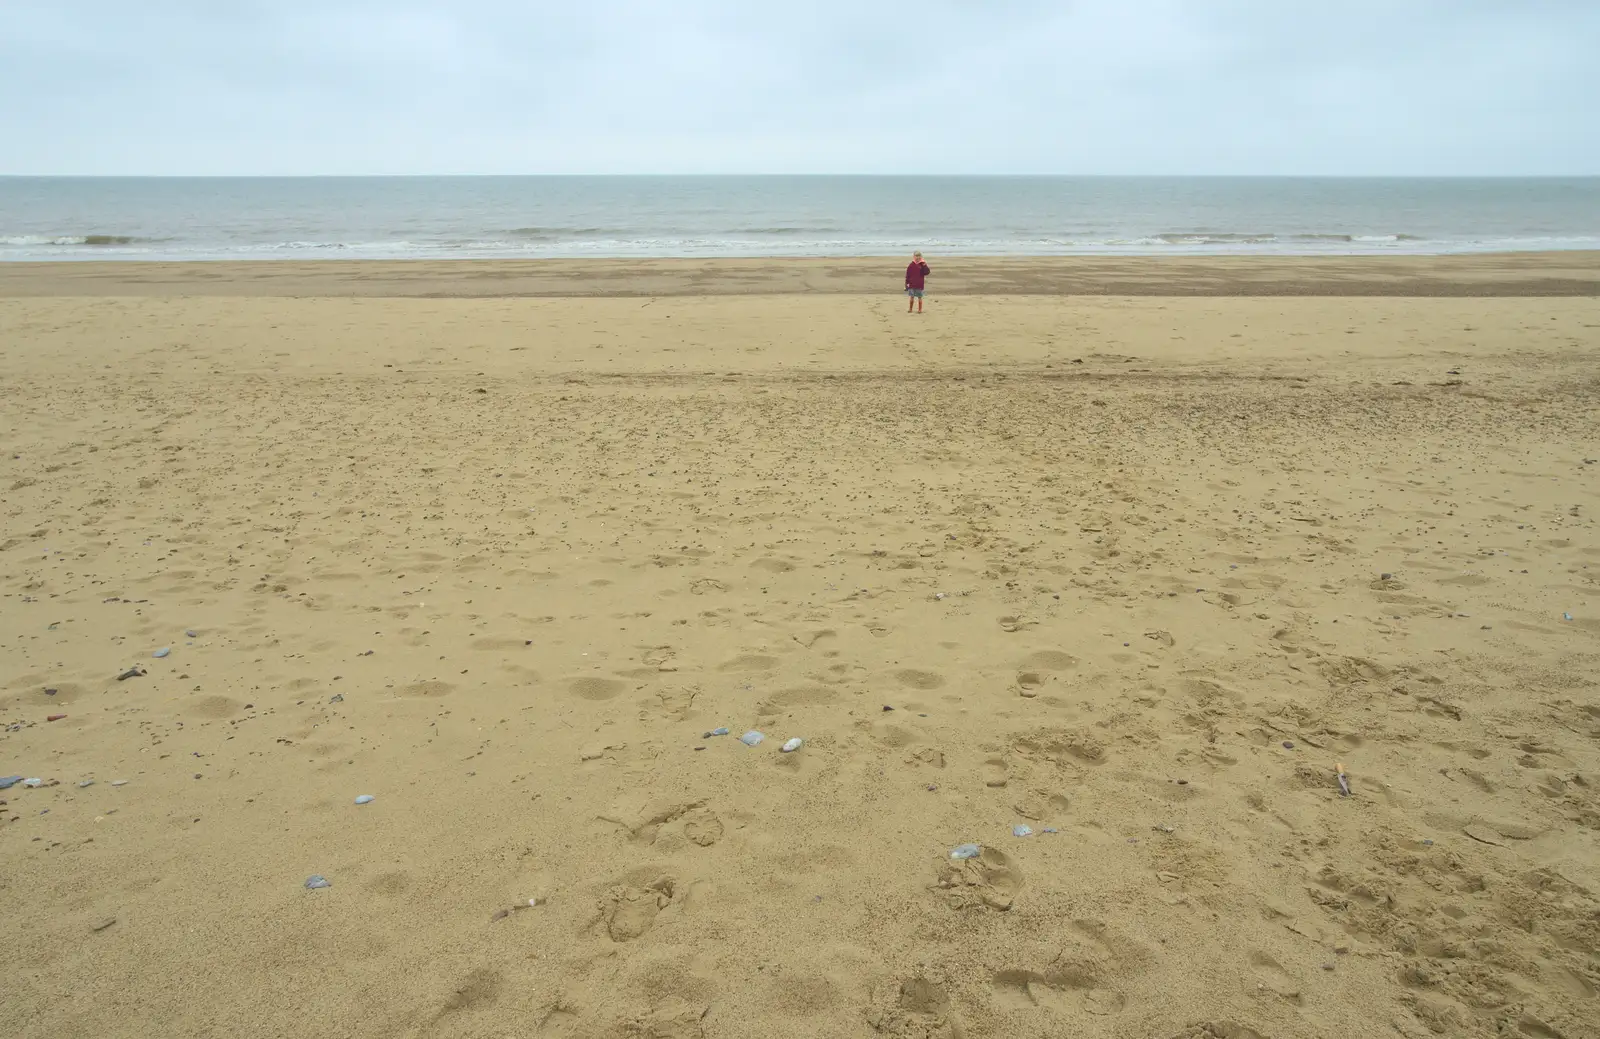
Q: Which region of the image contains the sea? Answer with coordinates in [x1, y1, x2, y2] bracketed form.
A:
[2, 176, 1597, 261]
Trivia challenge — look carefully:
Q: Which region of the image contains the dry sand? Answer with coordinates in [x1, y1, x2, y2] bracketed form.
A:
[2, 257, 1598, 1039]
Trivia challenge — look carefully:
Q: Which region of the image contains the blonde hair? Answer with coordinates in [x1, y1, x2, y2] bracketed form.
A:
[913, 251, 923, 258]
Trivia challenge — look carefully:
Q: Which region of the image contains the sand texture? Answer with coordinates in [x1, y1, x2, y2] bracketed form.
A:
[2, 250, 1600, 298]
[2, 260, 1599, 1039]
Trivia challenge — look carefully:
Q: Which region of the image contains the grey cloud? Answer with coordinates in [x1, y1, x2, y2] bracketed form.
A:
[1, 1, 1595, 173]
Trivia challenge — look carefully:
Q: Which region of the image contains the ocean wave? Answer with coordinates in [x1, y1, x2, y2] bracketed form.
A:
[1139, 231, 1427, 248]
[506, 226, 613, 239]
[1, 233, 142, 246]
[1155, 232, 1278, 245]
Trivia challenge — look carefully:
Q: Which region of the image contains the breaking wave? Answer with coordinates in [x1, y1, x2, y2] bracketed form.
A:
[2, 234, 143, 246]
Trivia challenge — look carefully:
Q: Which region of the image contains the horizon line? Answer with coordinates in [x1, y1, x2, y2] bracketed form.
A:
[3, 172, 1599, 180]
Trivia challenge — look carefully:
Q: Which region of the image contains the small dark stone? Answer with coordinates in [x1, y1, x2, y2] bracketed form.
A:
[882, 705, 894, 712]
[1282, 741, 1295, 750]
[1176, 779, 1188, 786]
[44, 688, 57, 696]
[1380, 572, 1393, 580]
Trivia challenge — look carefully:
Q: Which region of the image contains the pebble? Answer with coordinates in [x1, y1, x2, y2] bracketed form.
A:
[77, 780, 94, 789]
[47, 714, 66, 722]
[1563, 612, 1574, 621]
[304, 875, 332, 890]
[22, 778, 43, 788]
[1042, 827, 1059, 834]
[739, 730, 765, 747]
[329, 693, 344, 703]
[44, 688, 57, 696]
[882, 705, 894, 712]
[116, 668, 144, 681]
[949, 843, 981, 860]
[780, 738, 803, 753]
[1380, 572, 1394, 580]
[185, 630, 198, 638]
[1422, 839, 1434, 847]
[0, 776, 22, 790]
[1012, 824, 1034, 838]
[703, 727, 729, 738]
[354, 794, 375, 805]
[1282, 741, 1295, 749]
[111, 780, 128, 787]
[153, 648, 171, 659]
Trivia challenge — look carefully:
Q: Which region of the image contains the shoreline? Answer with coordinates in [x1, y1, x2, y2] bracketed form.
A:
[2, 251, 1599, 297]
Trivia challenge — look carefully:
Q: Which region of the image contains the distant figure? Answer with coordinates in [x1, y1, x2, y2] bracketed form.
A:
[905, 251, 930, 313]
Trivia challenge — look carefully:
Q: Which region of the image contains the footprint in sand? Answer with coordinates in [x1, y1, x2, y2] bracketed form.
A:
[866, 977, 961, 1039]
[397, 680, 454, 698]
[680, 808, 725, 847]
[1244, 950, 1302, 1004]
[600, 875, 677, 942]
[935, 846, 1022, 911]
[1020, 650, 1077, 671]
[757, 685, 838, 717]
[1012, 790, 1070, 821]
[536, 1005, 580, 1037]
[433, 969, 503, 1020]
[1011, 727, 1109, 766]
[895, 668, 946, 690]
[184, 695, 242, 720]
[718, 654, 779, 673]
[689, 578, 727, 595]
[983, 756, 1010, 787]
[569, 676, 626, 701]
[1162, 1023, 1267, 1039]
[990, 967, 1125, 1016]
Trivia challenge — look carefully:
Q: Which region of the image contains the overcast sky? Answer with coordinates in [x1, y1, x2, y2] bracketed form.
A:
[2, 1, 1596, 175]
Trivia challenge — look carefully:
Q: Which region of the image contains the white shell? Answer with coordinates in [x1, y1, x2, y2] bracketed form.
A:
[780, 738, 803, 753]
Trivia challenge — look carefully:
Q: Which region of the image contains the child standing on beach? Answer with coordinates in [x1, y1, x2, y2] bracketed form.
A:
[905, 252, 930, 313]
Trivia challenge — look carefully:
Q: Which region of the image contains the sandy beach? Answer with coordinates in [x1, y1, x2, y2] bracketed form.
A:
[2, 255, 1598, 1039]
